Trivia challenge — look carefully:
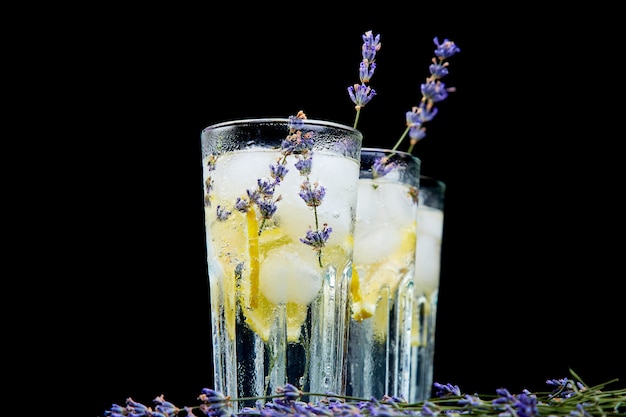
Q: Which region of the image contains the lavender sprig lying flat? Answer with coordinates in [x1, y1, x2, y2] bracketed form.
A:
[102, 372, 626, 417]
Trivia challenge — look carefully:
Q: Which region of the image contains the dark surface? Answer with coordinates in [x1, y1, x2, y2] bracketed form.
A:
[40, 6, 623, 416]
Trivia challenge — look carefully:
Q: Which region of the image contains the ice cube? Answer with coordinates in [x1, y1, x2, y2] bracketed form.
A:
[259, 244, 323, 305]
[353, 224, 402, 265]
[213, 150, 275, 201]
[417, 207, 444, 239]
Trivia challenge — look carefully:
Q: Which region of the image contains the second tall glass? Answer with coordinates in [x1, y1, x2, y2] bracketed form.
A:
[347, 148, 421, 400]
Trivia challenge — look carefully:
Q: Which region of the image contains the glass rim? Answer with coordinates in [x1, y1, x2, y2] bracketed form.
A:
[202, 117, 362, 135]
[419, 175, 447, 192]
[361, 146, 420, 160]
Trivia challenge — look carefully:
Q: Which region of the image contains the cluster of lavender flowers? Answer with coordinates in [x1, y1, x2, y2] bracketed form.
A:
[102, 375, 626, 417]
[286, 112, 333, 267]
[347, 30, 461, 159]
[206, 111, 332, 267]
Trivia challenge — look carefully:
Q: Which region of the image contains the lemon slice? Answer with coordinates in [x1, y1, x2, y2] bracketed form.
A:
[351, 225, 417, 331]
[350, 267, 373, 321]
[246, 210, 260, 309]
[208, 205, 247, 341]
[241, 295, 308, 342]
[239, 217, 308, 342]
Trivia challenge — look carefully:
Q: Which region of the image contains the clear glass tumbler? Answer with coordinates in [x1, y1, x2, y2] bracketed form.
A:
[201, 117, 362, 409]
[411, 175, 446, 402]
[347, 148, 421, 400]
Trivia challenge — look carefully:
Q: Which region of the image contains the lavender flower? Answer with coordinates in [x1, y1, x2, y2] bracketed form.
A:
[300, 224, 333, 254]
[348, 30, 381, 128]
[216, 205, 231, 221]
[276, 383, 302, 402]
[104, 374, 626, 417]
[547, 378, 586, 399]
[433, 381, 461, 397]
[371, 157, 396, 178]
[282, 111, 333, 267]
[348, 31, 461, 174]
[198, 388, 231, 416]
[299, 180, 326, 208]
[211, 110, 331, 258]
[203, 155, 217, 207]
[395, 36, 460, 154]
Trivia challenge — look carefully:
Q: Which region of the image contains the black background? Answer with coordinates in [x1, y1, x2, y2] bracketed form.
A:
[37, 6, 624, 416]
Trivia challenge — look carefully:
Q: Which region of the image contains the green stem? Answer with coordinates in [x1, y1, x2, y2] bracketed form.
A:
[353, 108, 361, 129]
[391, 126, 410, 152]
[312, 190, 324, 268]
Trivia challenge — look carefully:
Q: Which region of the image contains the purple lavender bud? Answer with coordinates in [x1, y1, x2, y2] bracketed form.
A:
[126, 398, 149, 417]
[269, 162, 289, 181]
[246, 188, 261, 204]
[235, 197, 250, 212]
[418, 103, 439, 123]
[458, 394, 483, 407]
[153, 395, 178, 417]
[216, 205, 231, 221]
[299, 181, 326, 207]
[422, 401, 439, 417]
[348, 84, 377, 110]
[433, 382, 462, 397]
[294, 157, 312, 176]
[494, 387, 514, 403]
[257, 200, 278, 219]
[409, 126, 427, 143]
[282, 131, 315, 155]
[372, 157, 396, 178]
[433, 37, 461, 59]
[362, 30, 381, 61]
[429, 62, 449, 78]
[276, 383, 302, 402]
[359, 61, 377, 83]
[104, 404, 126, 417]
[257, 177, 275, 196]
[300, 224, 332, 251]
[183, 406, 197, 417]
[198, 389, 230, 417]
[571, 403, 593, 417]
[421, 80, 449, 103]
[514, 392, 538, 417]
[205, 177, 213, 195]
[206, 154, 217, 171]
[288, 114, 305, 131]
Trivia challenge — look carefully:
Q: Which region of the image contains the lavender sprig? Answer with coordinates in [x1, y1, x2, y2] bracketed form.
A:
[348, 31, 461, 156]
[205, 112, 332, 267]
[347, 30, 380, 129]
[287, 111, 332, 267]
[102, 373, 626, 417]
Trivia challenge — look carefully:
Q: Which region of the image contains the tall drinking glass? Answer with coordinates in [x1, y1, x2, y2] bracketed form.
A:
[347, 148, 421, 400]
[201, 117, 362, 409]
[411, 176, 446, 402]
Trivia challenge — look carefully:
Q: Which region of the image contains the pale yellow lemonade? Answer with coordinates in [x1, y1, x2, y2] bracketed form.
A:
[203, 148, 359, 405]
[348, 177, 419, 400]
[410, 203, 444, 402]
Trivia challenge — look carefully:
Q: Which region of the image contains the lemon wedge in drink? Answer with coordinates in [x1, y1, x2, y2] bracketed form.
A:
[350, 225, 417, 333]
[239, 214, 309, 342]
[208, 205, 247, 342]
